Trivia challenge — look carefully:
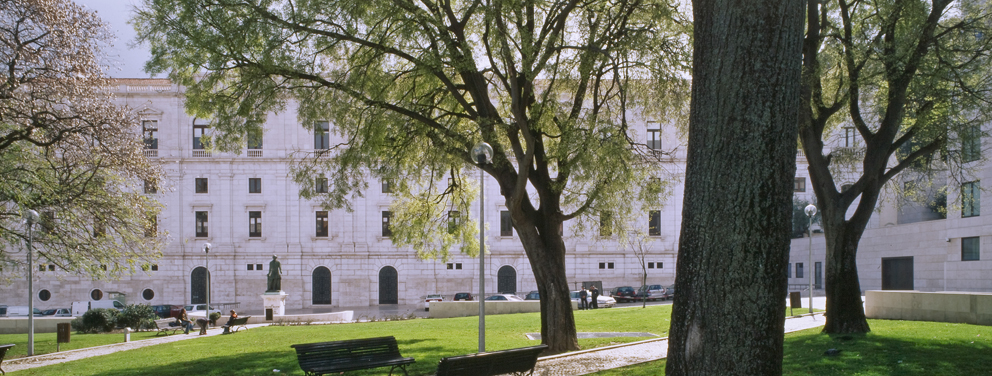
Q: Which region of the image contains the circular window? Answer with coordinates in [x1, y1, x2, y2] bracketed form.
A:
[38, 289, 51, 301]
[90, 289, 103, 300]
[142, 289, 155, 301]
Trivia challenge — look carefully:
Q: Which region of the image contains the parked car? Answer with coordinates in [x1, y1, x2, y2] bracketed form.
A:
[151, 304, 181, 318]
[524, 291, 540, 300]
[42, 308, 71, 317]
[424, 294, 443, 311]
[184, 304, 221, 316]
[453, 292, 474, 301]
[570, 291, 617, 308]
[3, 306, 44, 317]
[484, 294, 522, 301]
[609, 286, 637, 303]
[665, 284, 676, 300]
[637, 284, 668, 301]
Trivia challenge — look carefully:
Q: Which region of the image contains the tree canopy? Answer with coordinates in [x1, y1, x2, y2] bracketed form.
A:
[134, 0, 690, 352]
[0, 0, 165, 280]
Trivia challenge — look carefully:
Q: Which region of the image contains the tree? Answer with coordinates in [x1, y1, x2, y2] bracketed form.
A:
[666, 0, 803, 374]
[622, 231, 653, 308]
[799, 0, 992, 333]
[0, 0, 165, 279]
[134, 0, 689, 353]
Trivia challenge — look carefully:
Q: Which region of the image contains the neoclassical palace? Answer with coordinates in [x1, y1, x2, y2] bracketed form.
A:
[2, 78, 989, 311]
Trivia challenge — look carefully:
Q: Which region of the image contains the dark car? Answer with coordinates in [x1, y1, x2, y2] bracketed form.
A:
[610, 286, 637, 303]
[151, 304, 183, 319]
[524, 291, 540, 300]
[453, 292, 474, 301]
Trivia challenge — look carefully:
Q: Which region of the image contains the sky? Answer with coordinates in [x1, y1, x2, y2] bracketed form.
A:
[75, 0, 158, 78]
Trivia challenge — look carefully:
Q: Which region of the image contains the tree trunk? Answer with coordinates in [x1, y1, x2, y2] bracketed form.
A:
[515, 213, 578, 354]
[819, 204, 871, 334]
[667, 0, 803, 374]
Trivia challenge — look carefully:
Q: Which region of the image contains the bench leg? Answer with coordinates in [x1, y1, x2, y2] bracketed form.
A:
[388, 365, 409, 376]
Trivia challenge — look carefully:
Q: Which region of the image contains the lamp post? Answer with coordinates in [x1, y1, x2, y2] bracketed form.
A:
[25, 209, 38, 356]
[804, 204, 817, 315]
[471, 142, 492, 353]
[203, 242, 211, 327]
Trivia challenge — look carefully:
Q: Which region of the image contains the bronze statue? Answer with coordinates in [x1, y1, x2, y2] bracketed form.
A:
[267, 255, 282, 292]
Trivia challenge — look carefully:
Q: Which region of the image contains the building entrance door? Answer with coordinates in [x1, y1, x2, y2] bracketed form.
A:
[379, 266, 398, 304]
[191, 267, 208, 304]
[497, 266, 516, 294]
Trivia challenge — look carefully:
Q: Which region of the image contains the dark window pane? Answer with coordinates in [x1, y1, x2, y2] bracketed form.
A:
[962, 236, 980, 261]
[500, 210, 513, 236]
[249, 211, 262, 237]
[314, 121, 330, 149]
[195, 211, 208, 237]
[195, 178, 208, 193]
[382, 211, 392, 237]
[249, 178, 261, 193]
[649, 210, 661, 236]
[316, 211, 328, 237]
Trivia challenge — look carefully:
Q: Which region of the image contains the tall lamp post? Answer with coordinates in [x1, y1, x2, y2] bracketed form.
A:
[203, 242, 211, 327]
[471, 142, 492, 353]
[25, 209, 38, 356]
[804, 204, 816, 315]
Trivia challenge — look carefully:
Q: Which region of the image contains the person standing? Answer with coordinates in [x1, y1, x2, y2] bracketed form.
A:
[579, 288, 588, 310]
[590, 286, 600, 309]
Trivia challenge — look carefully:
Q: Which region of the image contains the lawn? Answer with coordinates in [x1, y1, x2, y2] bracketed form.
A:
[592, 319, 992, 376]
[0, 331, 164, 359]
[6, 305, 673, 376]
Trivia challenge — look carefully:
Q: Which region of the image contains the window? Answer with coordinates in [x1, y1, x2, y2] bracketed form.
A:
[961, 124, 981, 163]
[647, 262, 663, 269]
[448, 211, 459, 234]
[647, 128, 661, 150]
[794, 177, 806, 192]
[843, 127, 855, 147]
[142, 120, 158, 149]
[599, 211, 613, 236]
[648, 262, 654, 269]
[962, 181, 980, 218]
[145, 215, 157, 238]
[249, 211, 262, 237]
[382, 211, 392, 237]
[500, 210, 513, 236]
[38, 265, 45, 272]
[314, 121, 330, 149]
[193, 118, 210, 149]
[143, 179, 157, 194]
[598, 262, 615, 270]
[315, 177, 328, 194]
[247, 264, 254, 270]
[195, 211, 208, 237]
[142, 289, 154, 300]
[249, 178, 261, 193]
[39, 289, 51, 301]
[151, 264, 158, 271]
[796, 263, 804, 279]
[787, 263, 792, 278]
[247, 131, 263, 150]
[256, 263, 263, 270]
[316, 211, 329, 237]
[41, 211, 55, 234]
[91, 289, 103, 300]
[195, 178, 208, 193]
[962, 236, 980, 261]
[446, 263, 463, 270]
[649, 210, 661, 236]
[382, 179, 393, 193]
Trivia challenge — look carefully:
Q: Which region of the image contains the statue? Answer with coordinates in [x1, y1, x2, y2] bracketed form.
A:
[267, 255, 282, 292]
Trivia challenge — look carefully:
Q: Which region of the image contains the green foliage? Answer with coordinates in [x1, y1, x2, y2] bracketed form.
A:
[117, 304, 158, 330]
[792, 197, 820, 239]
[79, 309, 119, 333]
[209, 312, 221, 325]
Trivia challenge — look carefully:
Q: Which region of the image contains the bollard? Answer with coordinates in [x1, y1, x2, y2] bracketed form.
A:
[125, 327, 131, 342]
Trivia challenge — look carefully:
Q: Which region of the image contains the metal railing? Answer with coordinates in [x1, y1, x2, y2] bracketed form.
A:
[247, 150, 263, 157]
[143, 149, 158, 158]
[192, 150, 211, 158]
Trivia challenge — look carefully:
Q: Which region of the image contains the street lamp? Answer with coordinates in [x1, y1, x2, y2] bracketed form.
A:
[804, 204, 816, 315]
[24, 209, 38, 356]
[203, 242, 211, 328]
[471, 141, 492, 353]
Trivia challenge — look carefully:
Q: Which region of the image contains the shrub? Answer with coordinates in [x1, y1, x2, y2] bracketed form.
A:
[209, 312, 221, 325]
[81, 308, 117, 333]
[118, 304, 158, 330]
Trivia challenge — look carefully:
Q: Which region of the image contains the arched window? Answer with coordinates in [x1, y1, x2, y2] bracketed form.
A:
[191, 267, 208, 304]
[497, 266, 517, 294]
[312, 267, 332, 305]
[378, 266, 398, 305]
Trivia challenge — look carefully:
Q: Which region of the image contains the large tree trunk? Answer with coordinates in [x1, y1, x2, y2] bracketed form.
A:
[517, 219, 578, 354]
[817, 196, 873, 334]
[666, 0, 803, 374]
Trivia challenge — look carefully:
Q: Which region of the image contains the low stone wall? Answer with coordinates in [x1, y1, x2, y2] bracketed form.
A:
[190, 311, 355, 324]
[0, 317, 75, 334]
[864, 290, 992, 325]
[428, 301, 579, 319]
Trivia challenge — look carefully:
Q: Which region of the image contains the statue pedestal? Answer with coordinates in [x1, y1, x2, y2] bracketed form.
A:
[261, 291, 287, 318]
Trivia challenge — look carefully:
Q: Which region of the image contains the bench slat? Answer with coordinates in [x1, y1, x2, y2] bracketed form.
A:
[291, 336, 414, 376]
[436, 345, 547, 376]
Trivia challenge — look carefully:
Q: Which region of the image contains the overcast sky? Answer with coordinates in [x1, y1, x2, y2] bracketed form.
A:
[76, 0, 158, 78]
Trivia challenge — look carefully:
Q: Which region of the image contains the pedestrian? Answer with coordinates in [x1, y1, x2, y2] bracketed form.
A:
[590, 286, 600, 309]
[178, 308, 194, 334]
[579, 288, 588, 310]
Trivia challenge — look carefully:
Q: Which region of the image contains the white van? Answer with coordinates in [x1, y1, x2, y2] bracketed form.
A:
[71, 300, 125, 316]
[3, 306, 44, 317]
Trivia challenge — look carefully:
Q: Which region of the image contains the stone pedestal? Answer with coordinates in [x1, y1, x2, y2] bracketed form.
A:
[261, 291, 287, 318]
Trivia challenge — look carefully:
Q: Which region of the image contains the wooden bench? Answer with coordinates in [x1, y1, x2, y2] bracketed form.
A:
[0, 344, 14, 375]
[291, 336, 415, 376]
[222, 316, 251, 333]
[153, 318, 183, 336]
[435, 345, 548, 376]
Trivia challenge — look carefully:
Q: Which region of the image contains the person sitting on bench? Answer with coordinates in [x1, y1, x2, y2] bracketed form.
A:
[223, 310, 239, 334]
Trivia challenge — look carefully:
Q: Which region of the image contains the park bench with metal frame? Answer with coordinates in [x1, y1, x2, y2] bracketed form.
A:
[435, 344, 548, 376]
[222, 316, 251, 333]
[291, 336, 415, 376]
[0, 343, 14, 375]
[153, 318, 183, 336]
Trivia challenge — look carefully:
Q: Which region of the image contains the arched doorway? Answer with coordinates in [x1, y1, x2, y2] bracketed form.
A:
[378, 266, 398, 304]
[191, 267, 208, 304]
[312, 266, 332, 305]
[497, 266, 517, 294]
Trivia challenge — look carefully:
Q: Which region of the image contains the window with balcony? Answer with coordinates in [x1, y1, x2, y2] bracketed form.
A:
[247, 131, 263, 157]
[962, 181, 980, 218]
[843, 127, 855, 147]
[193, 118, 210, 150]
[316, 211, 328, 237]
[315, 121, 330, 149]
[249, 211, 262, 237]
[142, 120, 158, 150]
[647, 128, 661, 150]
[195, 211, 208, 237]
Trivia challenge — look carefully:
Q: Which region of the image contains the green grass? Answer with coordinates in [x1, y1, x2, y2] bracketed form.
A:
[7, 305, 672, 376]
[0, 331, 165, 359]
[592, 319, 992, 376]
